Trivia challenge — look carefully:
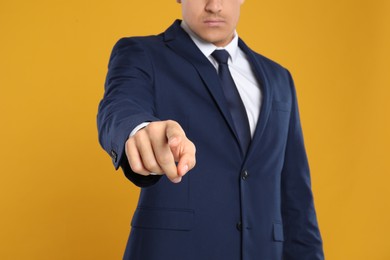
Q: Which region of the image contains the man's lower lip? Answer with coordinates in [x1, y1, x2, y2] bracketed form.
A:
[204, 21, 224, 26]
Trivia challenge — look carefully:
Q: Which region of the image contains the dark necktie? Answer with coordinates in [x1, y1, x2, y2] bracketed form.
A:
[212, 49, 251, 153]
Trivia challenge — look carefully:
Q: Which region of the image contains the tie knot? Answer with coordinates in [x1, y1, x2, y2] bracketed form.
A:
[212, 49, 230, 65]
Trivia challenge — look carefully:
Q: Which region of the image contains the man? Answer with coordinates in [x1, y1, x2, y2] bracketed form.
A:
[97, 0, 324, 259]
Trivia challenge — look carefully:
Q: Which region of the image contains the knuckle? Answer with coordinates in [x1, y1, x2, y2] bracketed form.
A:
[188, 139, 195, 149]
[167, 120, 181, 131]
[143, 159, 160, 172]
[170, 120, 179, 126]
[133, 130, 146, 143]
[156, 153, 173, 166]
[125, 139, 133, 154]
[130, 163, 145, 175]
[125, 137, 132, 146]
[184, 139, 196, 153]
[146, 121, 161, 133]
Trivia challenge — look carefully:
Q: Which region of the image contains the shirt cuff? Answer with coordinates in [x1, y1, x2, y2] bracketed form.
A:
[129, 122, 151, 138]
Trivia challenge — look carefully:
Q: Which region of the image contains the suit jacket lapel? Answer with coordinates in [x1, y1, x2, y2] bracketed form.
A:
[238, 39, 274, 159]
[164, 20, 244, 155]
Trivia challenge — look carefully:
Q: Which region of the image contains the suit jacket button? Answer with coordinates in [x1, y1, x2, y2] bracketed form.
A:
[110, 150, 118, 163]
[236, 221, 242, 231]
[241, 170, 249, 180]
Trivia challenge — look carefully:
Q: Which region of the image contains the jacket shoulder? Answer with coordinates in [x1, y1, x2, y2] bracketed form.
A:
[112, 34, 163, 51]
[252, 51, 288, 73]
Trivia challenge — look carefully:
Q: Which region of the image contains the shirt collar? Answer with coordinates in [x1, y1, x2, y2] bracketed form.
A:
[181, 20, 239, 63]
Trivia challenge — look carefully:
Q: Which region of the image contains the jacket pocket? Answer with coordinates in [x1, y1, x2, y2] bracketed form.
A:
[131, 207, 194, 231]
[273, 223, 285, 242]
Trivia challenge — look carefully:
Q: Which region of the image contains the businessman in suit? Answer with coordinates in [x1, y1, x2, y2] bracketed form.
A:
[97, 0, 324, 259]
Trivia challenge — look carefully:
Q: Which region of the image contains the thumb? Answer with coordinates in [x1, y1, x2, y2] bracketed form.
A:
[165, 121, 185, 159]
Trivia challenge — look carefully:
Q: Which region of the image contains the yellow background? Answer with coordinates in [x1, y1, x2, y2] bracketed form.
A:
[1, 0, 389, 259]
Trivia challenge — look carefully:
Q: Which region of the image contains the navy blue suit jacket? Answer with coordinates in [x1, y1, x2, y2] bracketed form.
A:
[97, 20, 324, 260]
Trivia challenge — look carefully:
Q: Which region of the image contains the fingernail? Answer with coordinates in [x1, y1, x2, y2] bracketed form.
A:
[181, 164, 189, 175]
[172, 177, 182, 183]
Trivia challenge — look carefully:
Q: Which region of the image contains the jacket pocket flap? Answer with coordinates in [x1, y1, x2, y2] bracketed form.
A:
[131, 207, 194, 231]
[273, 223, 285, 241]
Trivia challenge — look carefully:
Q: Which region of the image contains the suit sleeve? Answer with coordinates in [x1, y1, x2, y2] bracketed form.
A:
[281, 71, 324, 259]
[97, 38, 161, 187]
